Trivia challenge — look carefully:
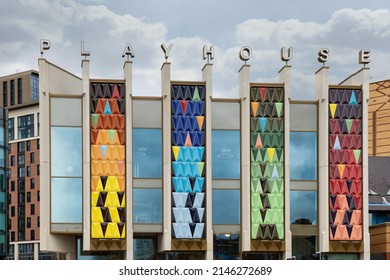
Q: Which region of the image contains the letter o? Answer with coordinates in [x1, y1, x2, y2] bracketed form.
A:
[239, 46, 252, 61]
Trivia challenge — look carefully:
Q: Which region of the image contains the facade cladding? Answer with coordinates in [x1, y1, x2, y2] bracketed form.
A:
[34, 58, 371, 260]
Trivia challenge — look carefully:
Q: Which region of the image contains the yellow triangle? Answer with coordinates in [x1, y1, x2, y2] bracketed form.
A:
[267, 148, 275, 162]
[172, 146, 181, 161]
[121, 224, 126, 238]
[91, 207, 103, 223]
[337, 164, 345, 178]
[95, 177, 103, 192]
[120, 193, 126, 207]
[251, 102, 259, 116]
[109, 207, 120, 223]
[105, 192, 120, 207]
[196, 116, 204, 130]
[329, 104, 337, 119]
[108, 176, 120, 192]
[91, 191, 100, 207]
[92, 222, 104, 238]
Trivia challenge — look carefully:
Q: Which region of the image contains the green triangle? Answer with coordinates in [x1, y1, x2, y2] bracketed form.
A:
[192, 86, 201, 101]
[252, 193, 262, 209]
[252, 209, 263, 224]
[251, 179, 262, 193]
[353, 149, 361, 163]
[252, 223, 259, 239]
[197, 162, 205, 176]
[91, 114, 100, 129]
[108, 130, 116, 144]
[275, 103, 283, 117]
[276, 224, 284, 239]
[345, 119, 353, 134]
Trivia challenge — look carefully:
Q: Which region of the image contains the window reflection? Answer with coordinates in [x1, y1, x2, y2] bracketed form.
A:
[290, 191, 317, 225]
[51, 178, 82, 223]
[290, 132, 317, 180]
[133, 128, 162, 178]
[133, 188, 162, 223]
[212, 130, 240, 179]
[212, 190, 240, 224]
[51, 127, 82, 177]
[213, 234, 240, 260]
[292, 236, 317, 260]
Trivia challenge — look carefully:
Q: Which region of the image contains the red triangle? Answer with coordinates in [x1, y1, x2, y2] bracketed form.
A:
[109, 99, 120, 114]
[354, 135, 362, 149]
[112, 85, 120, 99]
[354, 195, 362, 210]
[91, 129, 99, 145]
[330, 179, 341, 195]
[340, 180, 349, 194]
[260, 88, 267, 101]
[117, 161, 124, 174]
[340, 150, 348, 164]
[102, 115, 112, 129]
[354, 165, 362, 180]
[348, 165, 356, 179]
[330, 119, 341, 134]
[118, 115, 125, 129]
[351, 180, 361, 195]
[346, 150, 355, 164]
[180, 100, 188, 114]
[117, 130, 125, 145]
[110, 115, 120, 130]
[334, 210, 345, 225]
[96, 99, 106, 114]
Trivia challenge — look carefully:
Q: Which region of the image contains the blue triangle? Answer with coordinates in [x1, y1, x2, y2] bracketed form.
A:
[334, 135, 341, 150]
[183, 177, 192, 192]
[272, 165, 279, 179]
[350, 90, 357, 105]
[100, 145, 108, 159]
[259, 118, 267, 132]
[104, 100, 112, 114]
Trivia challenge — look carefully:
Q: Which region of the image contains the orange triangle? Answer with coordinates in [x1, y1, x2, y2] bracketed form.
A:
[184, 132, 192, 146]
[109, 100, 120, 114]
[251, 102, 259, 116]
[255, 134, 263, 148]
[117, 176, 125, 192]
[196, 116, 204, 130]
[117, 161, 124, 175]
[337, 164, 345, 179]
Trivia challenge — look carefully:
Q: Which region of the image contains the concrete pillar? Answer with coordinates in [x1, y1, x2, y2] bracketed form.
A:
[159, 63, 172, 253]
[239, 65, 251, 254]
[14, 243, 19, 260]
[82, 59, 91, 251]
[202, 64, 213, 260]
[279, 65, 292, 259]
[124, 61, 134, 260]
[316, 66, 330, 254]
[34, 242, 39, 260]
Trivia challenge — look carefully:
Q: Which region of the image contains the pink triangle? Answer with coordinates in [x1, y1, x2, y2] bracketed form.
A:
[184, 132, 192, 146]
[255, 134, 263, 148]
[112, 85, 120, 99]
[180, 100, 188, 114]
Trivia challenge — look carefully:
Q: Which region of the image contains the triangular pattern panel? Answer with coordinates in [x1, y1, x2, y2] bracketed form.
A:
[90, 82, 126, 239]
[171, 84, 206, 239]
[250, 86, 285, 240]
[329, 88, 363, 241]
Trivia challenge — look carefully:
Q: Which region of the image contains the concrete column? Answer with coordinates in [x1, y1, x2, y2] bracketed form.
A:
[14, 243, 19, 260]
[202, 64, 213, 260]
[339, 68, 370, 260]
[316, 66, 330, 254]
[82, 59, 91, 251]
[239, 65, 251, 254]
[124, 61, 134, 260]
[278, 65, 292, 259]
[38, 58, 50, 252]
[159, 63, 172, 253]
[34, 242, 39, 260]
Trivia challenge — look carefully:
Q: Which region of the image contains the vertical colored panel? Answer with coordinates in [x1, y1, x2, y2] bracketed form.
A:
[250, 86, 285, 240]
[329, 88, 362, 241]
[90, 83, 126, 239]
[171, 84, 206, 239]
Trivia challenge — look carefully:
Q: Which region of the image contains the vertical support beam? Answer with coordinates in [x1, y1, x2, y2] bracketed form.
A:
[316, 66, 330, 254]
[124, 61, 134, 260]
[38, 58, 50, 252]
[278, 65, 292, 259]
[373, 111, 376, 156]
[34, 243, 39, 260]
[14, 243, 19, 260]
[82, 59, 91, 251]
[160, 62, 172, 253]
[202, 64, 213, 260]
[339, 68, 370, 260]
[239, 65, 251, 254]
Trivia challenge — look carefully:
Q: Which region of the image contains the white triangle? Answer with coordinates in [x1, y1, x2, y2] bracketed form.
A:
[193, 223, 205, 238]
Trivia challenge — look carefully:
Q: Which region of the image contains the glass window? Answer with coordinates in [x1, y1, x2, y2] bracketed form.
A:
[133, 128, 162, 178]
[290, 191, 317, 225]
[213, 234, 240, 260]
[212, 190, 240, 224]
[2, 81, 7, 107]
[290, 132, 317, 180]
[10, 80, 15, 105]
[50, 98, 81, 126]
[18, 114, 34, 139]
[17, 78, 22, 104]
[51, 127, 82, 177]
[212, 130, 240, 179]
[133, 188, 162, 223]
[133, 238, 157, 260]
[30, 152, 35, 163]
[290, 104, 317, 131]
[0, 149, 4, 168]
[8, 118, 14, 141]
[51, 178, 82, 223]
[212, 102, 240, 129]
[0, 127, 3, 146]
[292, 236, 317, 260]
[30, 74, 39, 101]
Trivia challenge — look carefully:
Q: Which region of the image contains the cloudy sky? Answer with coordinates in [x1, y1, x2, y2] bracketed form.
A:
[1, 0, 390, 99]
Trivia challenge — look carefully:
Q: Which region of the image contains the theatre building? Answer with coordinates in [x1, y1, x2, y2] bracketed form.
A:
[38, 45, 370, 260]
